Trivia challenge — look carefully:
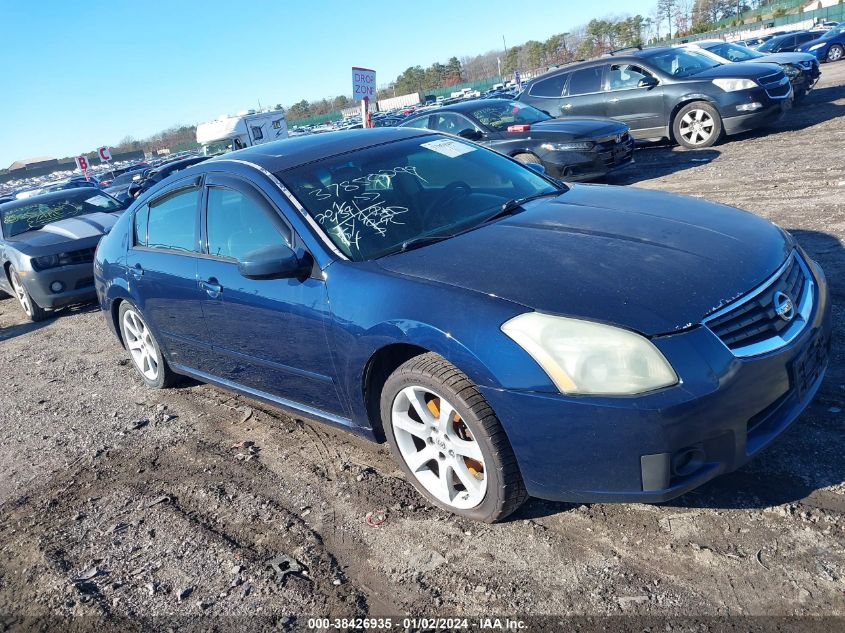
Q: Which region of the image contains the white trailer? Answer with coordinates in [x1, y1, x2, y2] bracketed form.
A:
[196, 110, 288, 156]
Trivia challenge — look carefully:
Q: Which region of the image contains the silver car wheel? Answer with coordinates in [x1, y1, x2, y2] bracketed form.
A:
[391, 385, 487, 510]
[10, 272, 32, 317]
[679, 109, 715, 146]
[122, 309, 160, 381]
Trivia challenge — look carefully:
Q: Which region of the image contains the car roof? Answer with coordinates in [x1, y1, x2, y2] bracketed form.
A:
[0, 187, 107, 212]
[409, 98, 517, 116]
[209, 127, 435, 172]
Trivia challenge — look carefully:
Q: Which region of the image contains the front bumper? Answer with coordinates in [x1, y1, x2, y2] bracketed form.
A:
[539, 139, 634, 181]
[22, 263, 97, 309]
[481, 258, 831, 503]
[723, 100, 789, 135]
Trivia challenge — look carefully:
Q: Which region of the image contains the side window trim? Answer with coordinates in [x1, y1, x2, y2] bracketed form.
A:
[528, 73, 568, 98]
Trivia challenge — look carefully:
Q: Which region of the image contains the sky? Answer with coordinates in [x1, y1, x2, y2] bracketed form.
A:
[0, 0, 654, 167]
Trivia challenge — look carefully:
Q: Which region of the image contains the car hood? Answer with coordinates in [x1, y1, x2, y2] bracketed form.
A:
[758, 51, 817, 64]
[6, 212, 120, 253]
[691, 62, 784, 80]
[377, 185, 791, 335]
[526, 117, 628, 140]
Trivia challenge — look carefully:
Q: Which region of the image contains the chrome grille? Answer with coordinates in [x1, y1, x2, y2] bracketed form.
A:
[703, 252, 814, 357]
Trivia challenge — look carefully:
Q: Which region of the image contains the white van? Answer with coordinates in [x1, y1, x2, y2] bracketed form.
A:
[196, 110, 288, 156]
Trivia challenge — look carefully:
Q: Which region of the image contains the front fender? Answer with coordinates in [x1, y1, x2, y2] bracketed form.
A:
[324, 262, 555, 428]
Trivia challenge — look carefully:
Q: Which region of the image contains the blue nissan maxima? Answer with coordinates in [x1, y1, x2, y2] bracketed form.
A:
[94, 128, 831, 522]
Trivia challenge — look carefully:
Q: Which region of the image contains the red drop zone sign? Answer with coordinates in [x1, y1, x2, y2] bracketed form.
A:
[352, 67, 376, 101]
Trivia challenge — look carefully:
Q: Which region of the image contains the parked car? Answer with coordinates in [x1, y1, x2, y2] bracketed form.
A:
[399, 98, 633, 180]
[798, 23, 845, 62]
[127, 156, 208, 199]
[685, 40, 820, 99]
[0, 188, 125, 321]
[757, 31, 820, 54]
[103, 167, 149, 204]
[39, 177, 100, 194]
[94, 129, 830, 522]
[517, 47, 793, 149]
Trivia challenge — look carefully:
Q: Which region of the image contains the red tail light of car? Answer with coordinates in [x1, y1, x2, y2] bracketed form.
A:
[507, 124, 531, 133]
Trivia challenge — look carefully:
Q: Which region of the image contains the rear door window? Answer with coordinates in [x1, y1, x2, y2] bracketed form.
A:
[528, 73, 569, 98]
[133, 204, 149, 246]
[146, 188, 200, 253]
[567, 67, 604, 95]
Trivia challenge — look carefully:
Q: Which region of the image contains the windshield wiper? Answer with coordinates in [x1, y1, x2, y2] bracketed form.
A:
[397, 234, 454, 254]
[484, 188, 568, 225]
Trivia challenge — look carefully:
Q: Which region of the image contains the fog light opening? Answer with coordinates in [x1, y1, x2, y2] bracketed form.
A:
[50, 281, 65, 293]
[736, 102, 763, 112]
[671, 447, 706, 478]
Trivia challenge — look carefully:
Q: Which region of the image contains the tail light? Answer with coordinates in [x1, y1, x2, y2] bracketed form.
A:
[507, 124, 531, 133]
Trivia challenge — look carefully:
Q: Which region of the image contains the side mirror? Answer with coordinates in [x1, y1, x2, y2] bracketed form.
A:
[237, 244, 311, 280]
[458, 128, 484, 141]
[638, 76, 659, 88]
[525, 162, 546, 175]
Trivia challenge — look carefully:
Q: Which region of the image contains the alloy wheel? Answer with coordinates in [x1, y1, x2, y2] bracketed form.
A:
[829, 46, 843, 62]
[10, 272, 32, 317]
[391, 385, 487, 510]
[122, 309, 160, 381]
[679, 109, 715, 146]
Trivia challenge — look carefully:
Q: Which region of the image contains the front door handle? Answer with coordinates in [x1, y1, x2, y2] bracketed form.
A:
[199, 278, 223, 298]
[561, 103, 573, 110]
[609, 97, 620, 103]
[130, 264, 144, 279]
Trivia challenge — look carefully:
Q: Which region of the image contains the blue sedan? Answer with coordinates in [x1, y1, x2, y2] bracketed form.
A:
[798, 23, 845, 62]
[94, 128, 831, 522]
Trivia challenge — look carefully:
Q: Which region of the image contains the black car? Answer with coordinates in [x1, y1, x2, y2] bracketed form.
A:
[0, 189, 125, 321]
[128, 156, 208, 199]
[518, 47, 793, 148]
[399, 99, 633, 180]
[691, 41, 821, 99]
[758, 31, 820, 54]
[103, 167, 150, 204]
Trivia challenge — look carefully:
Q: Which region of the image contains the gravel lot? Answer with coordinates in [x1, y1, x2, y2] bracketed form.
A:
[1, 64, 843, 630]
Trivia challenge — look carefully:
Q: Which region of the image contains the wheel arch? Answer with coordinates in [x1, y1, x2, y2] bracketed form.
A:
[668, 95, 720, 141]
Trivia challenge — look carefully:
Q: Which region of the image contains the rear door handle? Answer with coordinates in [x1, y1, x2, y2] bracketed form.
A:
[609, 98, 620, 103]
[130, 264, 144, 279]
[562, 103, 573, 110]
[199, 278, 223, 298]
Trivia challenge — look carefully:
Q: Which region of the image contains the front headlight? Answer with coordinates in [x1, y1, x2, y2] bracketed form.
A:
[809, 43, 825, 51]
[783, 64, 801, 77]
[540, 141, 594, 151]
[501, 312, 678, 395]
[32, 254, 60, 270]
[712, 78, 757, 91]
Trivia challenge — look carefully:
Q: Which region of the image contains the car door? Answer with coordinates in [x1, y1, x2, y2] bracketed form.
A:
[557, 65, 608, 118]
[195, 174, 345, 416]
[605, 62, 666, 134]
[126, 177, 213, 371]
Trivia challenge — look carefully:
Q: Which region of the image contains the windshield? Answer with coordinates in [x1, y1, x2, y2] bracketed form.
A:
[823, 24, 844, 37]
[280, 135, 562, 261]
[757, 37, 786, 52]
[203, 139, 235, 156]
[704, 42, 761, 62]
[111, 170, 146, 187]
[466, 101, 551, 131]
[647, 49, 721, 77]
[1, 193, 121, 237]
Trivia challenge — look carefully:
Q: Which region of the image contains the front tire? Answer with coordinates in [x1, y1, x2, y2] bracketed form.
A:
[828, 45, 843, 63]
[9, 266, 47, 322]
[381, 353, 527, 522]
[513, 152, 542, 165]
[672, 101, 723, 149]
[118, 302, 177, 389]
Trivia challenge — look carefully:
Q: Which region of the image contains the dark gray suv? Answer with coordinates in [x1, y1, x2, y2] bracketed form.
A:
[518, 47, 793, 148]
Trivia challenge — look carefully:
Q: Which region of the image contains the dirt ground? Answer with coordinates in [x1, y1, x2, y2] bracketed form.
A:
[1, 64, 844, 632]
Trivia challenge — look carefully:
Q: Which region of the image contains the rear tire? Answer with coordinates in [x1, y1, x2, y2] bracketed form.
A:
[381, 352, 527, 523]
[118, 302, 177, 389]
[513, 152, 542, 164]
[672, 101, 723, 149]
[828, 45, 843, 63]
[9, 266, 47, 322]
